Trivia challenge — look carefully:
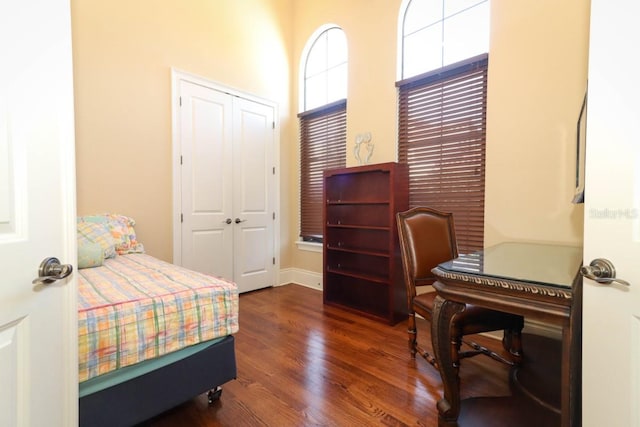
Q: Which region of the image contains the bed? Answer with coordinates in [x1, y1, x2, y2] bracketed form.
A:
[76, 214, 239, 427]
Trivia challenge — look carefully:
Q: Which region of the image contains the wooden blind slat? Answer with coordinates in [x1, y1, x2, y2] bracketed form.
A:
[300, 100, 347, 241]
[398, 55, 488, 253]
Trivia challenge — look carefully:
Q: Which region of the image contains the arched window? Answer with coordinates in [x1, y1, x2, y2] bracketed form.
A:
[299, 26, 348, 243]
[302, 26, 348, 111]
[397, 0, 490, 253]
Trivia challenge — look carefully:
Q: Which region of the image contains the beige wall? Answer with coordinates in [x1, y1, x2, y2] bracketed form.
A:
[72, 0, 293, 262]
[484, 0, 589, 246]
[73, 0, 589, 274]
[290, 0, 590, 274]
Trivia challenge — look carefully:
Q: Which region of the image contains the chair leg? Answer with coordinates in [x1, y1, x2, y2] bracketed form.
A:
[408, 312, 417, 358]
[407, 312, 437, 367]
[418, 347, 438, 367]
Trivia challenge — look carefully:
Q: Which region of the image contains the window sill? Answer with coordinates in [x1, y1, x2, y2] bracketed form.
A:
[296, 240, 323, 253]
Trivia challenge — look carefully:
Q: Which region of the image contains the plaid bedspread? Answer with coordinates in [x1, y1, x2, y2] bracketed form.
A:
[78, 254, 239, 382]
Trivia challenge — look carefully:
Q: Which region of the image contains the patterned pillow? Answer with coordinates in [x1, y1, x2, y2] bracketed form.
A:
[104, 214, 145, 255]
[78, 214, 145, 255]
[77, 241, 104, 269]
[77, 221, 117, 259]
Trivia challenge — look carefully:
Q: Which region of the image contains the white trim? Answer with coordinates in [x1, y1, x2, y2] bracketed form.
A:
[60, 101, 79, 427]
[397, 0, 411, 81]
[58, 5, 79, 422]
[172, 68, 277, 107]
[480, 319, 562, 342]
[279, 267, 322, 291]
[522, 319, 562, 340]
[170, 69, 183, 265]
[632, 316, 640, 427]
[295, 240, 322, 253]
[170, 68, 281, 281]
[275, 267, 560, 342]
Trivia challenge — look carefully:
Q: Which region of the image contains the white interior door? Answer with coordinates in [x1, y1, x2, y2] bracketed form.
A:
[176, 74, 276, 293]
[232, 97, 275, 293]
[0, 0, 77, 426]
[582, 1, 640, 425]
[179, 80, 234, 280]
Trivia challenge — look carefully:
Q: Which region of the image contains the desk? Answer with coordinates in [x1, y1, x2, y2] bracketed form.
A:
[431, 242, 582, 427]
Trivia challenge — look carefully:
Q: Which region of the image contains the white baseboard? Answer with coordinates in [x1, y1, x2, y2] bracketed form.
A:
[278, 268, 322, 291]
[522, 319, 562, 340]
[277, 268, 562, 340]
[481, 319, 562, 341]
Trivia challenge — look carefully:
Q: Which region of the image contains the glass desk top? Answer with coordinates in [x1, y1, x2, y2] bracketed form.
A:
[437, 242, 583, 289]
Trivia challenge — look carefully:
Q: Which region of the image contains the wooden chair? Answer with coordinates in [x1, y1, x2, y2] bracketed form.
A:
[396, 206, 523, 367]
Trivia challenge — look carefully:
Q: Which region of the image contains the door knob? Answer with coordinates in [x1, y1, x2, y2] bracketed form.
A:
[223, 218, 232, 224]
[32, 257, 73, 285]
[235, 218, 246, 224]
[580, 258, 630, 286]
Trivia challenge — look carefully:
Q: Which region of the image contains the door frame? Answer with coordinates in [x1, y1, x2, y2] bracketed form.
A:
[170, 68, 281, 283]
[60, 114, 79, 426]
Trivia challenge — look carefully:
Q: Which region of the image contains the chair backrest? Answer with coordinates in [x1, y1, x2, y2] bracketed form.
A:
[396, 207, 458, 296]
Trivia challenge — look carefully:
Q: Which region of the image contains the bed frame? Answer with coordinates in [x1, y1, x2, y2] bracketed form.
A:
[79, 335, 236, 427]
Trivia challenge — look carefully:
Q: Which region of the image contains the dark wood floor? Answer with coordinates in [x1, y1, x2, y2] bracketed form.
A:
[144, 284, 515, 427]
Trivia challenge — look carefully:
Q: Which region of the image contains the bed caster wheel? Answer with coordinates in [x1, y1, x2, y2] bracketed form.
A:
[207, 386, 222, 404]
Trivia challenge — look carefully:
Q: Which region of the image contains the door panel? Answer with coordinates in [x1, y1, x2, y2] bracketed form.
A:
[0, 0, 76, 425]
[180, 81, 233, 279]
[235, 104, 269, 211]
[233, 98, 275, 292]
[191, 230, 227, 278]
[0, 321, 22, 427]
[240, 227, 270, 273]
[582, 1, 640, 425]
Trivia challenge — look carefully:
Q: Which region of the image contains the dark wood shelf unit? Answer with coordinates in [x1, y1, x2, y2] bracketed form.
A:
[327, 200, 390, 205]
[326, 225, 391, 231]
[323, 162, 409, 325]
[325, 246, 390, 258]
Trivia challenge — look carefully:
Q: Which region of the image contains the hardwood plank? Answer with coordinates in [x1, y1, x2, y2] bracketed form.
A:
[142, 284, 513, 426]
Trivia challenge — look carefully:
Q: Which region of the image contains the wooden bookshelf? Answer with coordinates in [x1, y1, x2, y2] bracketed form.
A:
[323, 162, 409, 324]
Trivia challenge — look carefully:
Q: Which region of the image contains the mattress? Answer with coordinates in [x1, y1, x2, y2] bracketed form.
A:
[78, 253, 239, 383]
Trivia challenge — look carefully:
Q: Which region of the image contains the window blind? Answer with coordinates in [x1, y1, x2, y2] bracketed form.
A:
[299, 99, 347, 242]
[397, 54, 488, 253]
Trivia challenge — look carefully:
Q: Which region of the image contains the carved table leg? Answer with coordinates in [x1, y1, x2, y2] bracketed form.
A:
[431, 294, 466, 427]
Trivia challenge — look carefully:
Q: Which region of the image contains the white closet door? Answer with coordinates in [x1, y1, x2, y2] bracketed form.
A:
[178, 77, 275, 292]
[232, 97, 276, 293]
[180, 80, 234, 280]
